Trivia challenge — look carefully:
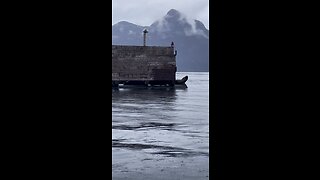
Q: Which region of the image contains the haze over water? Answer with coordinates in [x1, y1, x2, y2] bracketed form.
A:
[112, 72, 209, 180]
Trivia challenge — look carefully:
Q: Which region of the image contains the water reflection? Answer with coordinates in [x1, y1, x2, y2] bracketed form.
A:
[112, 139, 209, 157]
[112, 88, 179, 103]
[112, 88, 182, 132]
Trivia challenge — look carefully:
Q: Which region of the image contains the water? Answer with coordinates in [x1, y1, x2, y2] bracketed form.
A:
[112, 72, 209, 180]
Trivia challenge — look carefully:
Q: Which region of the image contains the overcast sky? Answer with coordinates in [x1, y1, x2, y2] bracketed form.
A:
[112, 0, 209, 29]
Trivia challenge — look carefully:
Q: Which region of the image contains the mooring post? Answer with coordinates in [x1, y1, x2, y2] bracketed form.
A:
[143, 29, 148, 46]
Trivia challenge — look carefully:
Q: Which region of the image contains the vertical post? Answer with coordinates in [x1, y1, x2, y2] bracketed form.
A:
[143, 29, 148, 46]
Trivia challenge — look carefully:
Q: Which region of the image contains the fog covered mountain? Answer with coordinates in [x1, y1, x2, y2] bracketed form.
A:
[112, 9, 209, 72]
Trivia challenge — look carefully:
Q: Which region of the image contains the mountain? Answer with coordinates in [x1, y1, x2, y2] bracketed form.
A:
[112, 9, 209, 72]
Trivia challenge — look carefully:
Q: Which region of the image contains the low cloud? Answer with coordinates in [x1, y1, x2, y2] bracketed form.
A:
[112, 0, 209, 29]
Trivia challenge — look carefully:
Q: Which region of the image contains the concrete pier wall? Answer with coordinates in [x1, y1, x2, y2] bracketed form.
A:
[112, 45, 176, 83]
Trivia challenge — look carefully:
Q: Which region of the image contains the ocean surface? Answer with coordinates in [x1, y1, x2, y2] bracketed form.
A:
[112, 72, 209, 180]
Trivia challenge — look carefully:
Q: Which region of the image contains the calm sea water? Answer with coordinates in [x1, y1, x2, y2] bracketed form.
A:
[112, 72, 209, 180]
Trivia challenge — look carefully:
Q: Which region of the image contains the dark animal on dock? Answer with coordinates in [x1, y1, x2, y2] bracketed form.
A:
[175, 76, 188, 85]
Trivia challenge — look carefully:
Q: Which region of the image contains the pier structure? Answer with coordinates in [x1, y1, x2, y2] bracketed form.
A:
[112, 45, 177, 87]
[112, 29, 187, 88]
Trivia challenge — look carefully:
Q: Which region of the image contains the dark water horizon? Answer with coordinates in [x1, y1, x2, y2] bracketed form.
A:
[112, 72, 209, 180]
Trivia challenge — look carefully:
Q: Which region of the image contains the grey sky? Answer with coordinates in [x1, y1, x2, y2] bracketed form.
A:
[112, 0, 209, 29]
